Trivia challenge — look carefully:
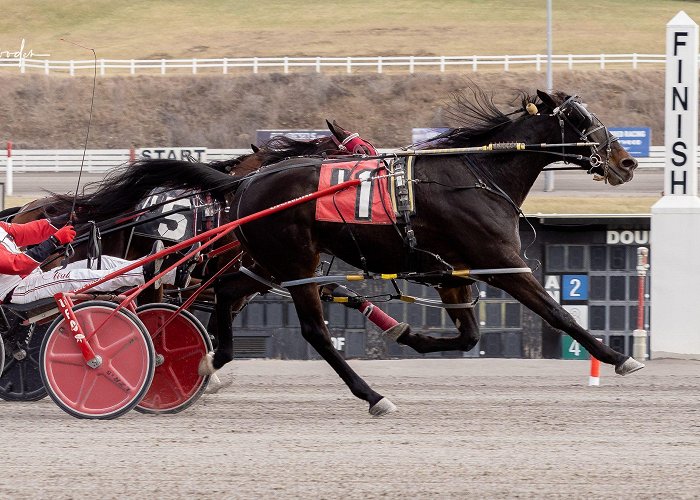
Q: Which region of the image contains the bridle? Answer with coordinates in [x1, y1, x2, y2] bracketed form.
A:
[331, 132, 378, 156]
[551, 95, 618, 182]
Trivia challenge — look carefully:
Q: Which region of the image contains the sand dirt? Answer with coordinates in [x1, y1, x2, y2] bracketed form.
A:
[1, 358, 698, 499]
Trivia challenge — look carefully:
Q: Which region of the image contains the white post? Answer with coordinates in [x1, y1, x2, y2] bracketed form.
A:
[651, 11, 700, 360]
[543, 0, 555, 192]
[5, 141, 12, 196]
[632, 247, 649, 361]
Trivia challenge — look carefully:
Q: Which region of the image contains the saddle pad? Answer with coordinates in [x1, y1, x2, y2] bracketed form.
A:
[134, 189, 195, 242]
[315, 160, 396, 224]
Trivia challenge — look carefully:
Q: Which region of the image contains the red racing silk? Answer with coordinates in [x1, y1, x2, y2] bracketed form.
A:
[0, 219, 58, 276]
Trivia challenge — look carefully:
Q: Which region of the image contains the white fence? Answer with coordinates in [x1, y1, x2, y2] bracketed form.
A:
[0, 53, 678, 76]
[2, 149, 248, 173]
[0, 146, 688, 173]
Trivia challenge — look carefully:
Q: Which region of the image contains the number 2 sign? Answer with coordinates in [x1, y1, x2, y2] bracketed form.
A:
[562, 274, 589, 301]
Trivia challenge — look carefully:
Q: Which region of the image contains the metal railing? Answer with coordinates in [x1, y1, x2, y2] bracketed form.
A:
[0, 53, 674, 76]
[0, 146, 687, 173]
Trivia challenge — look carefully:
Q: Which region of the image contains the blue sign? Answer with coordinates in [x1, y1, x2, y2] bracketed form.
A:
[607, 127, 651, 157]
[562, 274, 589, 301]
[256, 129, 331, 146]
[412, 127, 450, 144]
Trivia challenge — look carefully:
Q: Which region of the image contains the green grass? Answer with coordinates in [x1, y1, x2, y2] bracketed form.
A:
[1, 1, 699, 59]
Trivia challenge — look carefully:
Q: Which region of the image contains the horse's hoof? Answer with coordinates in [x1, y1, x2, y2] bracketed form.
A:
[204, 373, 233, 394]
[369, 397, 397, 417]
[383, 322, 410, 342]
[615, 357, 645, 376]
[198, 352, 216, 376]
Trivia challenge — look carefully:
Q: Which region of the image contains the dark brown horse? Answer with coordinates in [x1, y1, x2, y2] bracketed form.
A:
[37, 87, 644, 416]
[211, 88, 643, 415]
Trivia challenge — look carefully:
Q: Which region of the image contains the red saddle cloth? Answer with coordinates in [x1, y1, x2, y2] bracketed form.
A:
[315, 160, 396, 224]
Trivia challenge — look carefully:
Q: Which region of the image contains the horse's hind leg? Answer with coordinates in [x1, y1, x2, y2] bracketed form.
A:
[391, 285, 481, 354]
[199, 270, 270, 375]
[489, 271, 644, 374]
[289, 283, 396, 416]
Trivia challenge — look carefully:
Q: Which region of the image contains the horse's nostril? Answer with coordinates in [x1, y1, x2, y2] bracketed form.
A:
[621, 157, 638, 169]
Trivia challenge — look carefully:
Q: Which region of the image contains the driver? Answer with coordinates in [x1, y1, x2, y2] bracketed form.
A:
[0, 219, 186, 304]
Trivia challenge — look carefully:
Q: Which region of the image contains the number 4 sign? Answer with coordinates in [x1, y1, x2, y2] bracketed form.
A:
[562, 274, 589, 301]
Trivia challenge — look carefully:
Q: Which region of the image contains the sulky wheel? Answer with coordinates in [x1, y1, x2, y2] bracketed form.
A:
[135, 303, 212, 414]
[0, 322, 49, 401]
[40, 301, 155, 419]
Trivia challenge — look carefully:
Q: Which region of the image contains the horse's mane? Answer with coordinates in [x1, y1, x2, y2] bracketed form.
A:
[209, 135, 337, 173]
[43, 135, 341, 223]
[44, 159, 235, 224]
[253, 136, 338, 167]
[427, 83, 542, 148]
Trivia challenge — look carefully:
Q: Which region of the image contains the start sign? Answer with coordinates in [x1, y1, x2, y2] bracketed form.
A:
[138, 147, 207, 162]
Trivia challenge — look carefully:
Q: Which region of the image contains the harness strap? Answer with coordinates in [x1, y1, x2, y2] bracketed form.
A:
[390, 157, 417, 253]
[86, 220, 102, 270]
[279, 267, 531, 288]
[239, 266, 291, 298]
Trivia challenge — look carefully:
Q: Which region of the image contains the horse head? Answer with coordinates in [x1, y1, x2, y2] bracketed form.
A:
[534, 90, 638, 186]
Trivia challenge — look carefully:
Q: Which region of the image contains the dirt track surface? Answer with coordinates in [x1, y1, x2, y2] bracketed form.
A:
[1, 358, 698, 499]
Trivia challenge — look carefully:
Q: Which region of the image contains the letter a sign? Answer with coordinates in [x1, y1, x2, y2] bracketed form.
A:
[665, 11, 699, 196]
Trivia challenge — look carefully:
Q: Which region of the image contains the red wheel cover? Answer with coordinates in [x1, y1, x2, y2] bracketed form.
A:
[42, 303, 153, 417]
[137, 306, 209, 413]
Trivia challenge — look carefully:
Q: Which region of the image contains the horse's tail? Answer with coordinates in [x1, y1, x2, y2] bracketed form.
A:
[44, 159, 237, 223]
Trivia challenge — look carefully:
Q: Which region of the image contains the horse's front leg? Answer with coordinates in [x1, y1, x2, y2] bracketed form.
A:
[390, 284, 481, 354]
[289, 283, 396, 416]
[488, 270, 644, 375]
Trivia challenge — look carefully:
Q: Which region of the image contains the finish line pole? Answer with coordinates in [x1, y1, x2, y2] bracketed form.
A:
[651, 11, 700, 359]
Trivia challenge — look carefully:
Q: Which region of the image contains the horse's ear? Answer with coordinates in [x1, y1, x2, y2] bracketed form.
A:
[326, 119, 345, 140]
[251, 144, 260, 153]
[536, 90, 557, 109]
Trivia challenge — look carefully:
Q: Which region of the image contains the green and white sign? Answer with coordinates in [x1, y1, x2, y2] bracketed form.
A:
[561, 305, 590, 359]
[561, 335, 591, 360]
